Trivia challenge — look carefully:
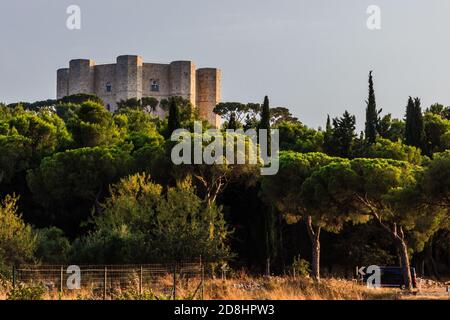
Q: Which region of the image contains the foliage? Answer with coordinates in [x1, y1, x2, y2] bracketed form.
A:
[362, 137, 423, 165]
[0, 195, 36, 274]
[71, 173, 232, 264]
[35, 227, 71, 264]
[7, 282, 46, 300]
[365, 71, 379, 144]
[290, 255, 311, 277]
[405, 97, 425, 149]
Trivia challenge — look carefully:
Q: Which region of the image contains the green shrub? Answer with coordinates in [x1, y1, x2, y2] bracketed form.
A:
[7, 283, 46, 300]
[291, 255, 311, 277]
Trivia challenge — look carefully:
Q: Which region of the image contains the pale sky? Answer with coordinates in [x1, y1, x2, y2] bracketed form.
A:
[1, 0, 449, 129]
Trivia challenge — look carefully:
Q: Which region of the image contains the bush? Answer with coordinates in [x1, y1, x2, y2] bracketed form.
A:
[0, 195, 37, 276]
[114, 288, 157, 300]
[7, 283, 46, 300]
[291, 256, 311, 277]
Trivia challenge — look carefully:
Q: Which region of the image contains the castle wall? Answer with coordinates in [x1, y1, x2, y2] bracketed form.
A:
[196, 68, 222, 128]
[169, 61, 196, 105]
[115, 55, 143, 103]
[93, 64, 116, 111]
[57, 55, 221, 127]
[57, 68, 69, 99]
[68, 59, 95, 95]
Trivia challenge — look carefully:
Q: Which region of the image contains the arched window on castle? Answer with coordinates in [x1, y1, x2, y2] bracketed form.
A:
[150, 79, 160, 92]
[106, 83, 112, 93]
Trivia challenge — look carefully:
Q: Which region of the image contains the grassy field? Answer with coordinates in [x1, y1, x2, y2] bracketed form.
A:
[1, 273, 449, 300]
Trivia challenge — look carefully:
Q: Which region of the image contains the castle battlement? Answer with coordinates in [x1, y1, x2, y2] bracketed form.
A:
[57, 55, 221, 127]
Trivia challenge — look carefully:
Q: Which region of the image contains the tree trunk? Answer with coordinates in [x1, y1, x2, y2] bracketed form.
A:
[373, 217, 413, 291]
[396, 237, 413, 290]
[311, 237, 320, 281]
[306, 216, 321, 281]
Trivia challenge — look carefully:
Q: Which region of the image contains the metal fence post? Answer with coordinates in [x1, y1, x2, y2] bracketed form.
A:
[172, 265, 177, 300]
[201, 265, 205, 300]
[12, 266, 16, 289]
[139, 266, 143, 295]
[60, 266, 64, 294]
[103, 267, 107, 300]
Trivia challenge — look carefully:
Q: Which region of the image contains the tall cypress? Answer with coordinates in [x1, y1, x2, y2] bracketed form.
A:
[227, 112, 238, 130]
[365, 71, 378, 144]
[323, 115, 334, 155]
[259, 96, 271, 155]
[260, 96, 271, 130]
[405, 97, 424, 149]
[167, 98, 180, 137]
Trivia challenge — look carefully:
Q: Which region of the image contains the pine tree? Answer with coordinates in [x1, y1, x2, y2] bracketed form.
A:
[332, 111, 356, 158]
[405, 96, 424, 149]
[365, 71, 378, 144]
[167, 98, 180, 137]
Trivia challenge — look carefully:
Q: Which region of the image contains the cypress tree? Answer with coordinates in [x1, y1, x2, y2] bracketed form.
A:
[227, 112, 238, 130]
[405, 97, 424, 149]
[259, 96, 271, 155]
[260, 96, 271, 130]
[167, 98, 180, 137]
[323, 115, 334, 155]
[365, 71, 378, 144]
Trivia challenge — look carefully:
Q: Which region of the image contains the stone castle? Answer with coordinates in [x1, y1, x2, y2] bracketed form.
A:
[57, 55, 221, 127]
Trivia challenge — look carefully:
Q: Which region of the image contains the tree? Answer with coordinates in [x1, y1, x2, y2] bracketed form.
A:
[427, 103, 450, 120]
[423, 112, 450, 155]
[260, 152, 344, 280]
[71, 173, 232, 263]
[26, 146, 133, 235]
[69, 101, 121, 147]
[331, 111, 356, 158]
[300, 162, 370, 280]
[365, 71, 378, 144]
[167, 98, 181, 137]
[259, 96, 271, 131]
[214, 102, 250, 124]
[315, 158, 445, 290]
[277, 121, 323, 153]
[35, 227, 71, 264]
[0, 195, 36, 274]
[259, 96, 271, 156]
[405, 97, 425, 149]
[323, 115, 334, 155]
[227, 112, 238, 130]
[270, 107, 298, 125]
[362, 137, 423, 165]
[420, 151, 450, 208]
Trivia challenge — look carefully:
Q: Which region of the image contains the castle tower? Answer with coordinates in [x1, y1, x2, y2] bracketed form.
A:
[169, 61, 196, 106]
[56, 55, 222, 127]
[196, 68, 222, 128]
[57, 68, 69, 99]
[68, 59, 95, 95]
[115, 55, 143, 103]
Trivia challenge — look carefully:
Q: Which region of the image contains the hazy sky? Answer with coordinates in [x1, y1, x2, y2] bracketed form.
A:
[1, 0, 449, 129]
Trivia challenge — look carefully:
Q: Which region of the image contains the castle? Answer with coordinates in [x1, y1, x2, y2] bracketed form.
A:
[57, 55, 221, 127]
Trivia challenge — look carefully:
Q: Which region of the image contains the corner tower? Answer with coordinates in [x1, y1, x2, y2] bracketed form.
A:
[196, 68, 221, 128]
[115, 55, 143, 102]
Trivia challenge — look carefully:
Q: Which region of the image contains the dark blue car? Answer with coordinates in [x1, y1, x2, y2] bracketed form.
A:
[357, 266, 418, 288]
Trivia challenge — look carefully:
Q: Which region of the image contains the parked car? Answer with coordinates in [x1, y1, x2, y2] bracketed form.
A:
[357, 266, 417, 289]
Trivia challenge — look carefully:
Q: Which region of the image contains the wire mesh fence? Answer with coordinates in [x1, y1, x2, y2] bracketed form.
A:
[13, 263, 205, 300]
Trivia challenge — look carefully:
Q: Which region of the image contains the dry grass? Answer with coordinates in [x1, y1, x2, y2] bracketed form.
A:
[203, 276, 398, 300]
[1, 273, 448, 300]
